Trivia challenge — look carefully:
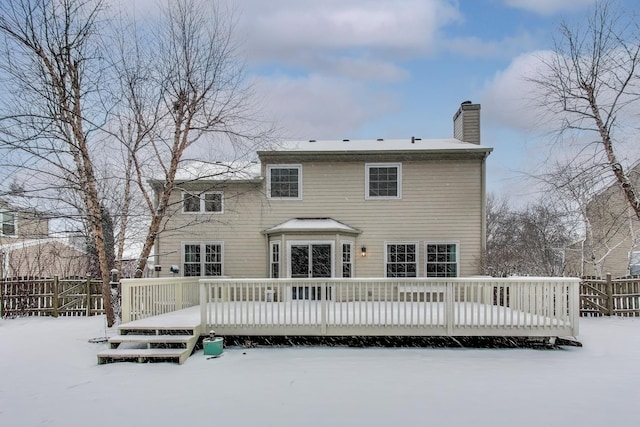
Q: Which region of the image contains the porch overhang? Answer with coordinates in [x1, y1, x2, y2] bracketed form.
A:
[262, 218, 361, 236]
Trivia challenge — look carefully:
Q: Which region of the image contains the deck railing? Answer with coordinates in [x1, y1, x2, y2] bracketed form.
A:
[199, 277, 580, 337]
[121, 277, 200, 323]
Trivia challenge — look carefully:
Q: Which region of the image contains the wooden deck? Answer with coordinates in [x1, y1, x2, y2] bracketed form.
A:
[107, 276, 581, 364]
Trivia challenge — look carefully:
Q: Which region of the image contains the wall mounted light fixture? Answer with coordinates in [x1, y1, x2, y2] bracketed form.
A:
[361, 246, 367, 257]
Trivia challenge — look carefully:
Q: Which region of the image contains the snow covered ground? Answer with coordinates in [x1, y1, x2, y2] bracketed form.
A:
[1, 316, 639, 427]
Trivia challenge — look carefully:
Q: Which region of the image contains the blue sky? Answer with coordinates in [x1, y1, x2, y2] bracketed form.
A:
[117, 0, 640, 201]
[209, 0, 637, 201]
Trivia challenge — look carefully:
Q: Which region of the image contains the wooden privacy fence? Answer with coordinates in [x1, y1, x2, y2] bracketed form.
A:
[1, 276, 104, 318]
[580, 274, 640, 317]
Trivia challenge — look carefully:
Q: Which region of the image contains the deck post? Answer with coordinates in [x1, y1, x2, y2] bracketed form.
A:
[121, 280, 131, 323]
[445, 281, 454, 335]
[199, 280, 207, 335]
[569, 279, 580, 336]
[321, 282, 327, 335]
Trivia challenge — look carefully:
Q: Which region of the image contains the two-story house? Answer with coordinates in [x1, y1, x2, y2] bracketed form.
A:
[151, 102, 492, 281]
[573, 163, 640, 278]
[0, 199, 89, 279]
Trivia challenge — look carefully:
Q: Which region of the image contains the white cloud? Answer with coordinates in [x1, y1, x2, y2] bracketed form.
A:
[251, 74, 398, 139]
[238, 0, 461, 82]
[502, 0, 596, 15]
[241, 0, 460, 54]
[480, 51, 555, 131]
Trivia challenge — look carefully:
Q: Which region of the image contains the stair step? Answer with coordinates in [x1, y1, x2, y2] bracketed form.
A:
[109, 334, 196, 344]
[118, 327, 198, 336]
[97, 348, 191, 365]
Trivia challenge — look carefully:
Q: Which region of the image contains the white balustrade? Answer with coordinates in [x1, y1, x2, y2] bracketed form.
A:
[198, 277, 579, 337]
[121, 277, 200, 323]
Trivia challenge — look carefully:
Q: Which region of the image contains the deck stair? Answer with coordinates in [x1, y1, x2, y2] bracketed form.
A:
[97, 324, 199, 365]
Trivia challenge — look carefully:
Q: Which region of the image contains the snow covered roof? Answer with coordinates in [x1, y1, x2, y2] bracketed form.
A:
[258, 138, 492, 155]
[160, 161, 262, 182]
[263, 218, 361, 235]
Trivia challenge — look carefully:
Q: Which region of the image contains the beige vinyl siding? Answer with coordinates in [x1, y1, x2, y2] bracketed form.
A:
[259, 159, 482, 277]
[156, 156, 485, 278]
[156, 182, 266, 278]
[1, 241, 89, 279]
[0, 212, 48, 241]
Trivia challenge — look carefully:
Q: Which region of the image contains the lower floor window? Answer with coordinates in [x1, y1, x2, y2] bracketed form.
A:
[425, 243, 458, 277]
[270, 241, 280, 278]
[183, 242, 223, 277]
[342, 242, 353, 278]
[385, 243, 417, 277]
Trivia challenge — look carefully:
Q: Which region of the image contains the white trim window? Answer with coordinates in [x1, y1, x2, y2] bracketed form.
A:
[342, 241, 353, 278]
[267, 164, 302, 200]
[270, 241, 280, 278]
[183, 242, 223, 277]
[385, 242, 417, 277]
[182, 191, 223, 214]
[425, 242, 459, 277]
[366, 163, 402, 199]
[1, 212, 16, 236]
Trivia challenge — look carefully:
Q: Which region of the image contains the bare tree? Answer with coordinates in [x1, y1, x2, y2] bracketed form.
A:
[481, 194, 575, 277]
[0, 0, 116, 325]
[110, 0, 270, 277]
[529, 0, 640, 221]
[537, 160, 638, 277]
[0, 0, 270, 322]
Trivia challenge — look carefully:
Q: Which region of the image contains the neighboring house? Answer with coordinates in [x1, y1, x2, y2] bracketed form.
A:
[151, 102, 492, 280]
[0, 200, 90, 279]
[577, 163, 640, 278]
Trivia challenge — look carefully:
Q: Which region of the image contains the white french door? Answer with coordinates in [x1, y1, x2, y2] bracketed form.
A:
[288, 241, 333, 300]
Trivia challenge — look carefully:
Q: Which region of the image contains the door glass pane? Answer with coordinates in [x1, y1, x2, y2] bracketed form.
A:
[312, 244, 332, 278]
[291, 245, 309, 278]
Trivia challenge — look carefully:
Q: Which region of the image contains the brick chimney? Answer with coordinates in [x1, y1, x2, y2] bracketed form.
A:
[453, 101, 480, 145]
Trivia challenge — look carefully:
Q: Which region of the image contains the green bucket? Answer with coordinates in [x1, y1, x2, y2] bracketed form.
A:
[203, 337, 224, 356]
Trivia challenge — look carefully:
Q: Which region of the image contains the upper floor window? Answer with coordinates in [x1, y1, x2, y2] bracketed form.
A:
[182, 191, 223, 214]
[1, 212, 16, 236]
[267, 165, 302, 199]
[385, 242, 417, 277]
[366, 163, 402, 199]
[425, 243, 459, 277]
